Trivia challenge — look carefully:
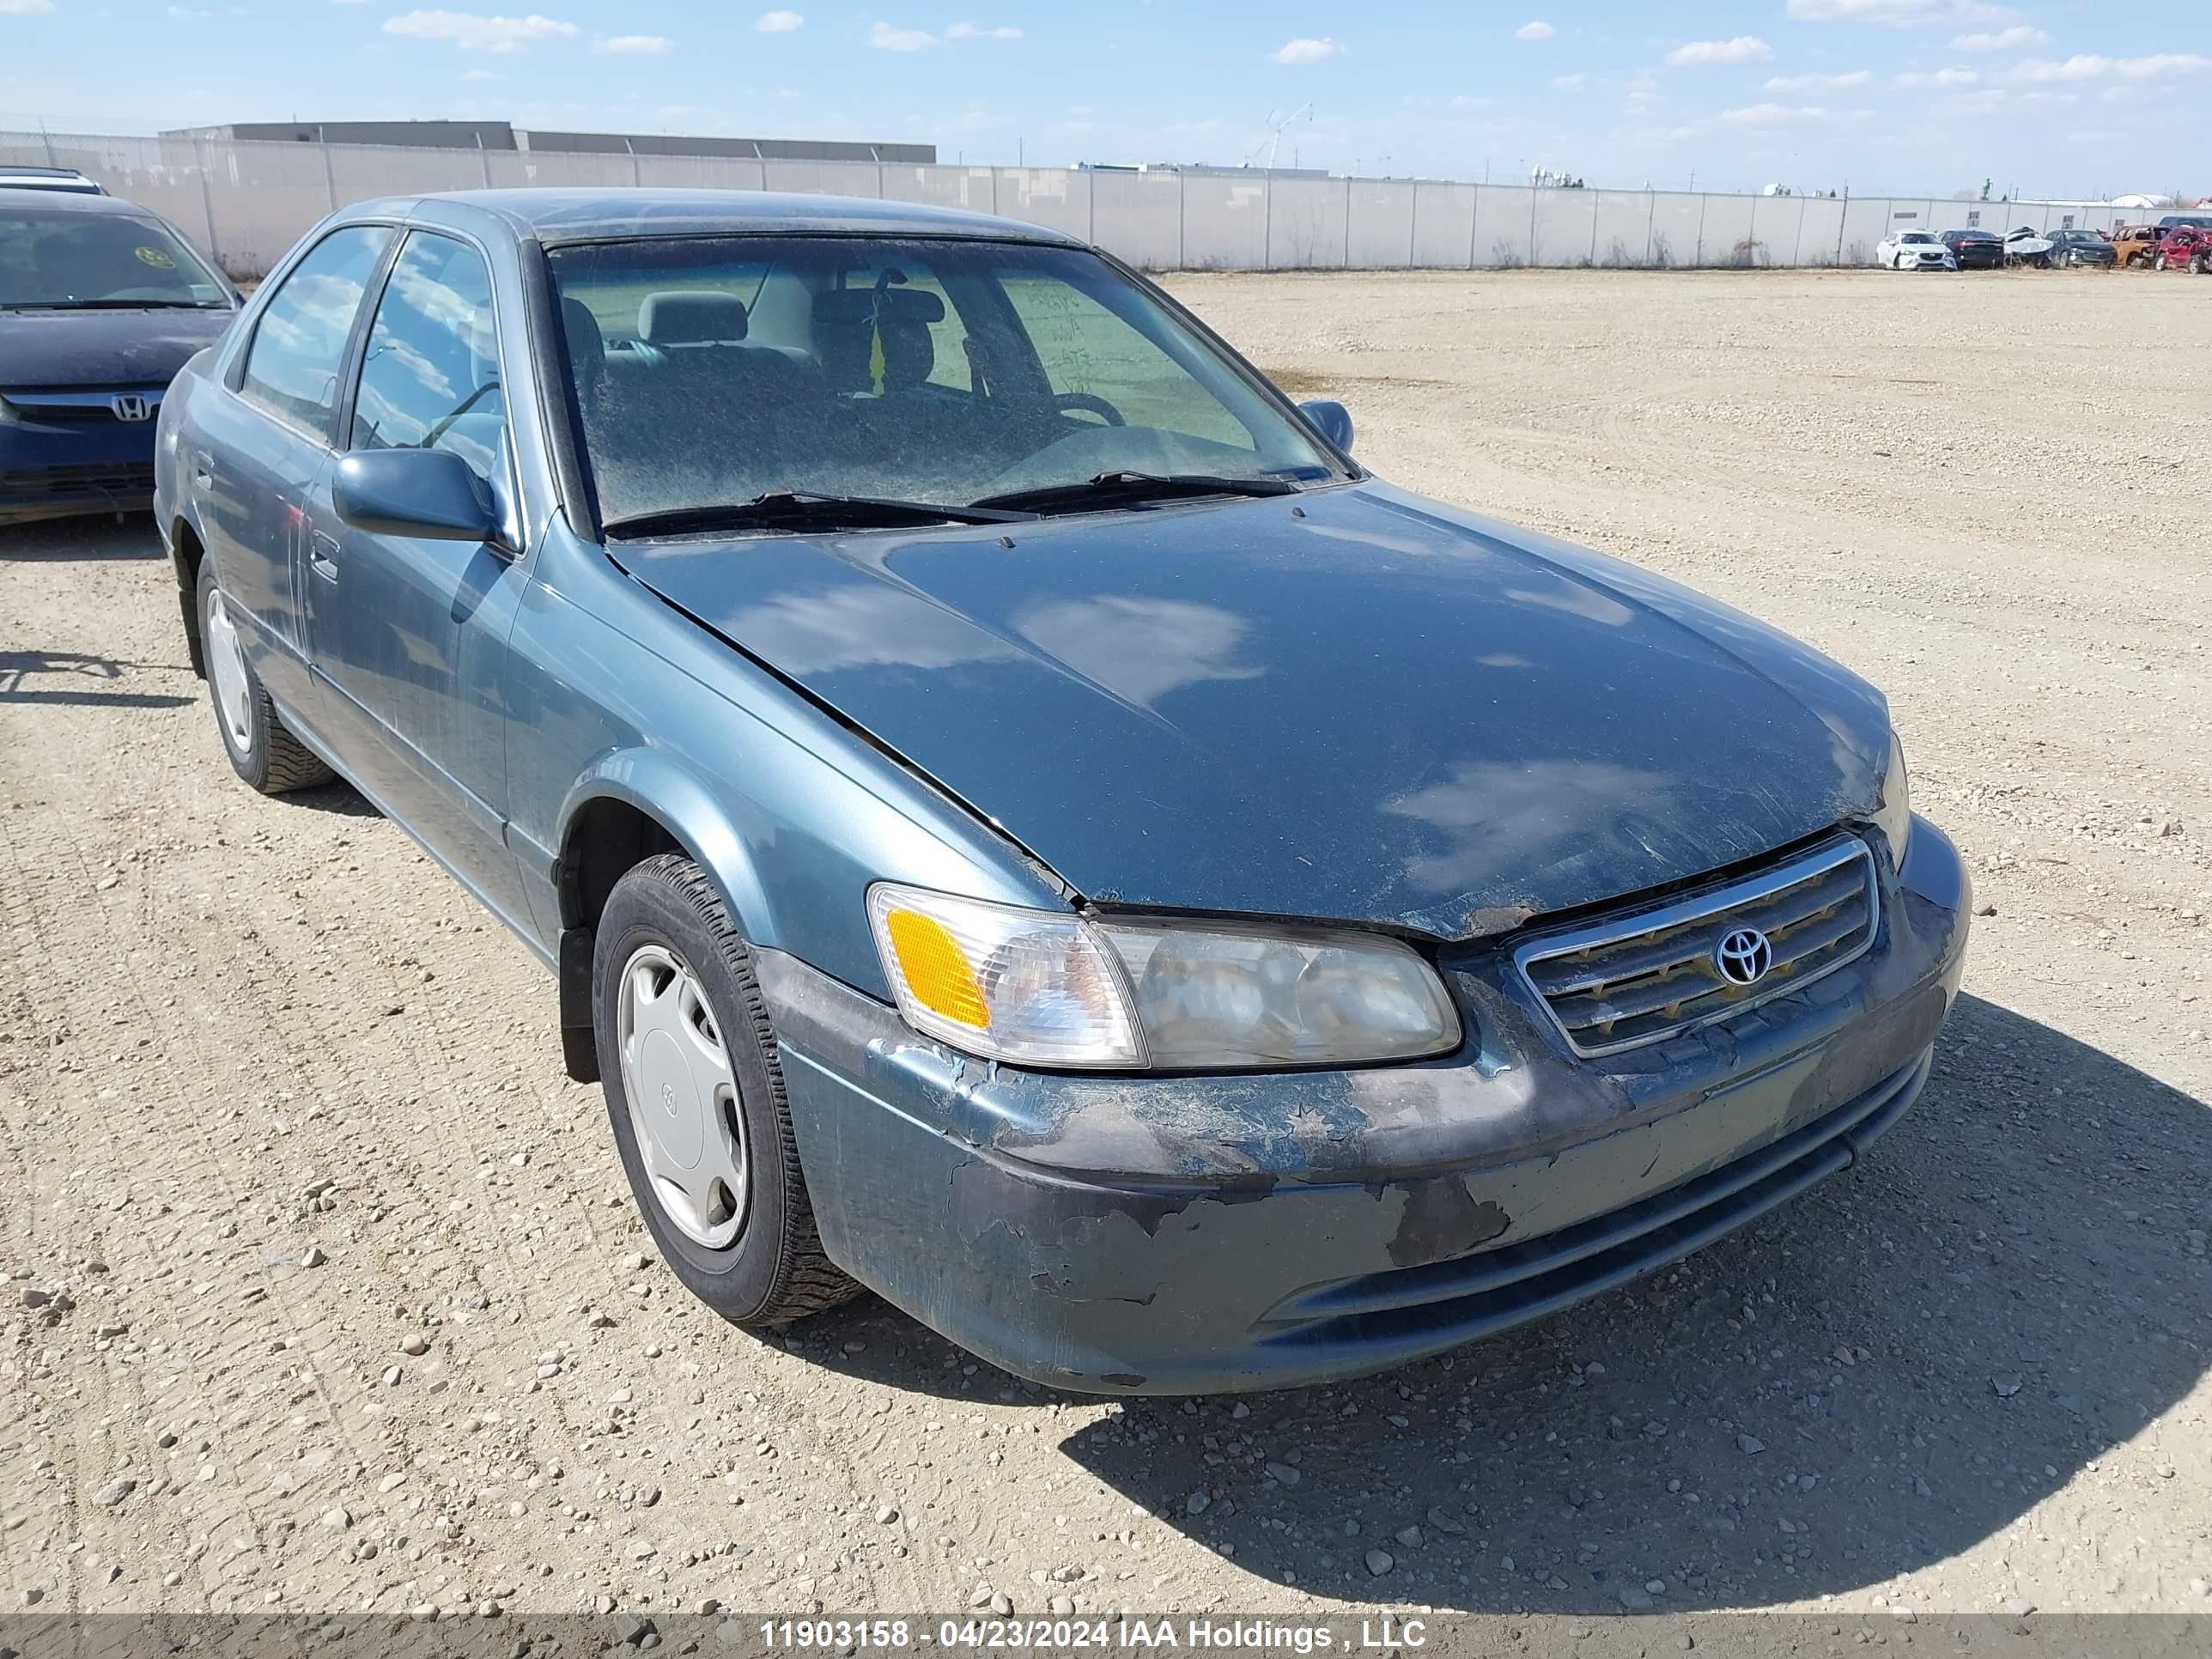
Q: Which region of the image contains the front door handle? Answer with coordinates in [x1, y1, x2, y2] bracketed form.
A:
[308, 529, 340, 582]
[191, 452, 215, 489]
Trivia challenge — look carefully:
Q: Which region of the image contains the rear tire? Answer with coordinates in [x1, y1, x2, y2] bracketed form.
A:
[593, 854, 857, 1328]
[197, 557, 334, 795]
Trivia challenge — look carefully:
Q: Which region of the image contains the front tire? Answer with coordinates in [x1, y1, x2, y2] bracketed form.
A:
[197, 557, 334, 794]
[592, 854, 856, 1328]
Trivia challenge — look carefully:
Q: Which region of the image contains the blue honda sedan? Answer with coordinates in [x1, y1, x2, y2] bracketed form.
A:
[153, 190, 1970, 1394]
[1, 187, 238, 526]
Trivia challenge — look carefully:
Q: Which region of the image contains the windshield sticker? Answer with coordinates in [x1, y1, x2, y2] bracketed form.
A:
[135, 245, 179, 270]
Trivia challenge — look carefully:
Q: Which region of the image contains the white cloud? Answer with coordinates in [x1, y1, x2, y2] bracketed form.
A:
[594, 33, 668, 52]
[868, 20, 934, 50]
[382, 9, 577, 51]
[1552, 72, 1584, 89]
[755, 8, 801, 30]
[1718, 101, 1832, 125]
[1784, 0, 2015, 25]
[945, 21, 1019, 40]
[1268, 36, 1340, 64]
[1666, 35, 1773, 65]
[1950, 25, 2045, 49]
[1764, 69, 1871, 88]
[0, 0, 57, 12]
[1894, 65, 1979, 86]
[2010, 52, 2211, 82]
[1514, 20, 1554, 40]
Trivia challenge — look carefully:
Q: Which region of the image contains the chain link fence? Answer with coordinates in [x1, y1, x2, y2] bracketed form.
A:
[2, 127, 2131, 281]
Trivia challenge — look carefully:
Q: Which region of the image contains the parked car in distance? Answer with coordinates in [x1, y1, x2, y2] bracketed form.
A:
[2111, 224, 2166, 267]
[1, 188, 239, 526]
[155, 189, 1971, 1395]
[0, 165, 104, 195]
[1877, 229, 1958, 270]
[2154, 226, 2212, 272]
[2002, 226, 2056, 267]
[1938, 228, 2004, 270]
[2045, 228, 2118, 269]
[2154, 212, 2212, 233]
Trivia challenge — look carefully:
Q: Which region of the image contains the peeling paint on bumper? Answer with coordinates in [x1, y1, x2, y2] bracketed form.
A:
[757, 819, 1971, 1395]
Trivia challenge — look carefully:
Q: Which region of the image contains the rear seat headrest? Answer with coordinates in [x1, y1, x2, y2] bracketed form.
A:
[639, 289, 751, 346]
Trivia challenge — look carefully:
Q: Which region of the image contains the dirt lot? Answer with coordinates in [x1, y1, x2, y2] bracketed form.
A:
[3, 268, 2209, 1629]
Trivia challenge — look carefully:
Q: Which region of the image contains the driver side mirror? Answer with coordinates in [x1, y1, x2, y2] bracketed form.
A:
[333, 448, 500, 544]
[1298, 398, 1354, 455]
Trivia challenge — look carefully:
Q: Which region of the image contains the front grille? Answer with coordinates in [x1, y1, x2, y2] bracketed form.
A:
[1516, 836, 1878, 1057]
[0, 463, 156, 503]
[3, 388, 164, 424]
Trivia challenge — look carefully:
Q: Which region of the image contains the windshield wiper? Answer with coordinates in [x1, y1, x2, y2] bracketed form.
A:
[601, 489, 1038, 540]
[968, 470, 1300, 515]
[3, 298, 228, 312]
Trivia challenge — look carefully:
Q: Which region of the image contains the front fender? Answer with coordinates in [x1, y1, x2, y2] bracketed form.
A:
[556, 749, 779, 952]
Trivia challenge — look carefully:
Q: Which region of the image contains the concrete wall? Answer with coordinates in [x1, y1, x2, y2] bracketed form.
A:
[2, 127, 2130, 281]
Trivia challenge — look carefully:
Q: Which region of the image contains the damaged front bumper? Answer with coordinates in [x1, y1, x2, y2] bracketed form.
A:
[756, 818, 1970, 1395]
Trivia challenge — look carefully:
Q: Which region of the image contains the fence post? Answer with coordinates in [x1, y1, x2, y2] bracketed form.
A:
[39, 120, 56, 167]
[991, 167, 1000, 216]
[480, 134, 495, 190]
[1589, 194, 1600, 266]
[1835, 188, 1849, 266]
[1527, 185, 1538, 266]
[1261, 173, 1273, 270]
[1342, 174, 1352, 269]
[1467, 183, 1479, 269]
[1087, 171, 1096, 246]
[1408, 180, 1419, 268]
[319, 129, 337, 210]
[1177, 171, 1186, 270]
[193, 137, 222, 270]
[1644, 189, 1656, 266]
[624, 137, 639, 188]
[1693, 192, 1707, 267]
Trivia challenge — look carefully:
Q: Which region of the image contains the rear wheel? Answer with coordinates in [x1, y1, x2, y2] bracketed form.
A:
[197, 558, 334, 794]
[593, 854, 856, 1328]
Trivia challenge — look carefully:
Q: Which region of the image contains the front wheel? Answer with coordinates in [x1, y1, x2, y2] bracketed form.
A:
[196, 558, 334, 794]
[593, 854, 856, 1328]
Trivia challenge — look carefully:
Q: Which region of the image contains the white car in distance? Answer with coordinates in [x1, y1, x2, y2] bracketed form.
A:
[1876, 230, 1958, 271]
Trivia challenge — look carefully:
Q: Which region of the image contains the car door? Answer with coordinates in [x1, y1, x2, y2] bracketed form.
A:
[192, 223, 396, 719]
[307, 227, 537, 934]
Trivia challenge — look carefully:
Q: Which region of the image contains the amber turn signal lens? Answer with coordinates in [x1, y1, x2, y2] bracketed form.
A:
[882, 908, 991, 1030]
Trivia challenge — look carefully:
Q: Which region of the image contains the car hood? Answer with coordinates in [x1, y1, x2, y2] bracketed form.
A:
[0, 305, 235, 389]
[616, 481, 1893, 939]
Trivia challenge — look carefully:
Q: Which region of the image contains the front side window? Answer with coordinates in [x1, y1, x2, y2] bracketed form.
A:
[240, 225, 393, 441]
[351, 231, 504, 489]
[0, 207, 229, 310]
[550, 235, 1339, 527]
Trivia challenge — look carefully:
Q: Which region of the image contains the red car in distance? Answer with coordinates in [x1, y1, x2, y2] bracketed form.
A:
[2154, 226, 2212, 272]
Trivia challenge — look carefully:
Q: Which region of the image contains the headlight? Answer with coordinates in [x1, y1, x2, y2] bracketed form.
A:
[1873, 732, 1911, 868]
[867, 883, 1461, 1071]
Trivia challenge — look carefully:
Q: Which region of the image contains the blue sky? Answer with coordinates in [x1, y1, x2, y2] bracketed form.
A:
[1, 1, 2201, 198]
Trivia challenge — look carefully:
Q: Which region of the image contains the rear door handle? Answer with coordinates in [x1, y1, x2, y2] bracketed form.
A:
[308, 529, 340, 582]
[191, 452, 215, 489]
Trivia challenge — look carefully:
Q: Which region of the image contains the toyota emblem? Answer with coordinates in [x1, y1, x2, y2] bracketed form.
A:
[1714, 927, 1773, 987]
[110, 394, 153, 422]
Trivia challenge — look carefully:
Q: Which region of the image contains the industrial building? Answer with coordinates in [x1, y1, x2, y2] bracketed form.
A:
[159, 119, 934, 165]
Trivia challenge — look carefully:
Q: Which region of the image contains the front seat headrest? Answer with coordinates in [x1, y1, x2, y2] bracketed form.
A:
[638, 289, 750, 346]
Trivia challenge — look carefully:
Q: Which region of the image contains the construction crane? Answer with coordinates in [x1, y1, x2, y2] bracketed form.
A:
[1246, 104, 1313, 171]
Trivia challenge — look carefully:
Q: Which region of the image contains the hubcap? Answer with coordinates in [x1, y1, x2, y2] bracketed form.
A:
[616, 944, 750, 1249]
[204, 584, 253, 757]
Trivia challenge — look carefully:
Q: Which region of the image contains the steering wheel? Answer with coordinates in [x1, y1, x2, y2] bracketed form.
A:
[1050, 391, 1126, 427]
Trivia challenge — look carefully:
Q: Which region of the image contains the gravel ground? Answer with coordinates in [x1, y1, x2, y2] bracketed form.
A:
[1, 267, 2207, 1627]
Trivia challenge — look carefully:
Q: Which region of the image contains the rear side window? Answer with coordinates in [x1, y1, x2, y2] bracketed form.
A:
[239, 225, 392, 441]
[350, 231, 504, 488]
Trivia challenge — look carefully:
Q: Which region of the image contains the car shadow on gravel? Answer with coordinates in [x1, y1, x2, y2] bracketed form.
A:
[791, 993, 2209, 1613]
[0, 515, 166, 560]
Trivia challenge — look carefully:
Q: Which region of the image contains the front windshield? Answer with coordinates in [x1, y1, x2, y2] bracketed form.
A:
[548, 234, 1341, 526]
[0, 207, 230, 308]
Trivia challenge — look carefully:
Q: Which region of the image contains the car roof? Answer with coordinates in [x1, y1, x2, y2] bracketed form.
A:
[342, 187, 1085, 248]
[0, 185, 165, 216]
